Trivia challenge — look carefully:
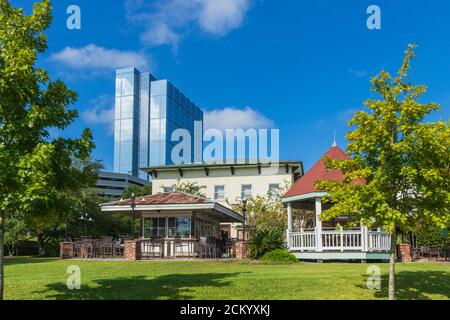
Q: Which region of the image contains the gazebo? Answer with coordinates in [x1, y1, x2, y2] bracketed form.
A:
[282, 145, 391, 261]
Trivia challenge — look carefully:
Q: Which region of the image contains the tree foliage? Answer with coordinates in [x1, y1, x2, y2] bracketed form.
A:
[164, 179, 207, 198]
[0, 0, 95, 298]
[122, 185, 153, 199]
[4, 212, 29, 256]
[317, 45, 450, 231]
[316, 45, 450, 299]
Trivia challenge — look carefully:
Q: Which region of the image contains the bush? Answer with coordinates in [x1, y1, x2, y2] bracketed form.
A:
[248, 228, 285, 259]
[261, 249, 298, 264]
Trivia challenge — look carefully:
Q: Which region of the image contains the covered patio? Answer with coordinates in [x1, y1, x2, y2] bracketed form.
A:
[100, 192, 244, 259]
[283, 145, 391, 261]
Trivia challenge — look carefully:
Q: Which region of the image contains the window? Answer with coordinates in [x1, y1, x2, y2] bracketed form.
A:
[144, 217, 191, 239]
[268, 183, 280, 200]
[163, 186, 174, 193]
[144, 217, 166, 239]
[168, 217, 191, 239]
[214, 185, 225, 201]
[241, 184, 252, 200]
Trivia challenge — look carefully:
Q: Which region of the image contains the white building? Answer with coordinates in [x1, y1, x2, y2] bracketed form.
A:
[143, 161, 303, 238]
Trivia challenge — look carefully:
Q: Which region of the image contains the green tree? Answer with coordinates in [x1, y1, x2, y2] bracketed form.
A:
[317, 45, 450, 300]
[163, 179, 207, 198]
[122, 185, 152, 199]
[4, 213, 29, 256]
[0, 0, 95, 299]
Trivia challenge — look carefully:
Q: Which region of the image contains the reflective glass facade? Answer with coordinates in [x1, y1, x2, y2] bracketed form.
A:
[114, 68, 203, 180]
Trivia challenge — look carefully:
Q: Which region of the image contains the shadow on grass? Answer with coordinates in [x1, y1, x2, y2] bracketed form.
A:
[36, 272, 244, 300]
[359, 270, 450, 300]
[4, 257, 56, 266]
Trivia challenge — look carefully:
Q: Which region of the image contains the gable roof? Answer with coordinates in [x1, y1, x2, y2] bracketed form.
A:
[283, 146, 349, 199]
[101, 192, 208, 207]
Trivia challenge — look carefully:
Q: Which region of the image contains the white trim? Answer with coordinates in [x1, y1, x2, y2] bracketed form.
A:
[101, 203, 214, 212]
[282, 192, 327, 203]
[101, 202, 243, 223]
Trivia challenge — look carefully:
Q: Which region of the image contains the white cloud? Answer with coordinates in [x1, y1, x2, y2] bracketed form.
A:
[125, 0, 251, 49]
[82, 95, 115, 135]
[204, 107, 275, 131]
[198, 0, 250, 36]
[49, 44, 150, 71]
[348, 68, 367, 78]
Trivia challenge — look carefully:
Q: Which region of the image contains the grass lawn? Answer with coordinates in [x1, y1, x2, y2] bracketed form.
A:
[4, 257, 449, 300]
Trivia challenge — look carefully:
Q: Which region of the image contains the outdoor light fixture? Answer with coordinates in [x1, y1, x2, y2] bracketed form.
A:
[78, 213, 94, 237]
[131, 193, 136, 240]
[236, 197, 248, 228]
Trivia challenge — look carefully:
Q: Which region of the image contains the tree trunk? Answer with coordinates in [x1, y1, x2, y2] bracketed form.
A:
[388, 232, 397, 300]
[0, 210, 4, 300]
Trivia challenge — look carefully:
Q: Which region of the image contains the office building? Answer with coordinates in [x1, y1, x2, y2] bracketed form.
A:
[114, 67, 203, 180]
[96, 171, 150, 200]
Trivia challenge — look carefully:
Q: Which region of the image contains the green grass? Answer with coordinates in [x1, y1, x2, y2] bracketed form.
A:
[4, 257, 449, 300]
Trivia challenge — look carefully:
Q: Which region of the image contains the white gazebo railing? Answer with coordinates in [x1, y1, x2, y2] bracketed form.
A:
[287, 228, 391, 253]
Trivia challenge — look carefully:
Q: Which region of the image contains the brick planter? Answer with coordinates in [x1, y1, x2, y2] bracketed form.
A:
[397, 243, 412, 262]
[60, 242, 74, 259]
[235, 241, 249, 260]
[124, 240, 142, 261]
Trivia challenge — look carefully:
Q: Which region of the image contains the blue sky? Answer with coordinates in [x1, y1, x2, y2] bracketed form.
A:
[12, 0, 450, 171]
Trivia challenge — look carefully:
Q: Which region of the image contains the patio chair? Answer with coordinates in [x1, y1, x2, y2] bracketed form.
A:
[420, 246, 431, 259]
[73, 240, 82, 258]
[112, 240, 123, 259]
[100, 236, 113, 258]
[429, 247, 442, 260]
[81, 239, 94, 259]
[173, 237, 185, 259]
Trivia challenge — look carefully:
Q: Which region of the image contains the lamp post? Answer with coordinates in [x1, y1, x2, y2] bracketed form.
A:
[236, 197, 249, 241]
[131, 193, 136, 240]
[79, 213, 94, 237]
[242, 198, 248, 228]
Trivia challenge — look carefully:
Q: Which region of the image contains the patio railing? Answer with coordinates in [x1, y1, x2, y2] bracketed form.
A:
[288, 228, 391, 253]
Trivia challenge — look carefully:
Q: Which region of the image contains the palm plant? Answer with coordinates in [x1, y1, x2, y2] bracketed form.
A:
[248, 228, 285, 259]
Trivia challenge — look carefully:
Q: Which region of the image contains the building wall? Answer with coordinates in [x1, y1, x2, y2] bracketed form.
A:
[114, 68, 140, 177]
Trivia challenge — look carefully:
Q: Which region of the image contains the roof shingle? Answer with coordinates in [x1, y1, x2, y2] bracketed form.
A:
[284, 146, 349, 198]
[103, 192, 209, 206]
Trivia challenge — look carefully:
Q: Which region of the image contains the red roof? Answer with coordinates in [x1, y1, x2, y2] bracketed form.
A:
[104, 192, 208, 206]
[284, 146, 350, 198]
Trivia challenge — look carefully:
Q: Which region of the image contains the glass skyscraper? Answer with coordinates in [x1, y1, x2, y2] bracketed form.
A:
[114, 67, 203, 180]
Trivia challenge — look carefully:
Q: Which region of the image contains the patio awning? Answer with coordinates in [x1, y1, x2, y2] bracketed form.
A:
[100, 192, 244, 223]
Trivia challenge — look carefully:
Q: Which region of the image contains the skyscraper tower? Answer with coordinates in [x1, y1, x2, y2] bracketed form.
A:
[114, 67, 203, 180]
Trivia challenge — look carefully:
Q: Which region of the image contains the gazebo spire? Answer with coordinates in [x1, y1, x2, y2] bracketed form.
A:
[332, 129, 337, 147]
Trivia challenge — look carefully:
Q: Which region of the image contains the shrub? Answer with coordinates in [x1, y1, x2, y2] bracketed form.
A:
[248, 228, 285, 259]
[261, 249, 298, 264]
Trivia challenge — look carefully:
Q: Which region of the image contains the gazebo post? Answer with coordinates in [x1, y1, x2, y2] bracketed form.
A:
[287, 202, 293, 248]
[315, 197, 323, 252]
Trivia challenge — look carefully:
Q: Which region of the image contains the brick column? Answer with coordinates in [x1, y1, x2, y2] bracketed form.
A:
[235, 240, 249, 260]
[397, 244, 412, 262]
[124, 240, 142, 261]
[60, 242, 74, 259]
